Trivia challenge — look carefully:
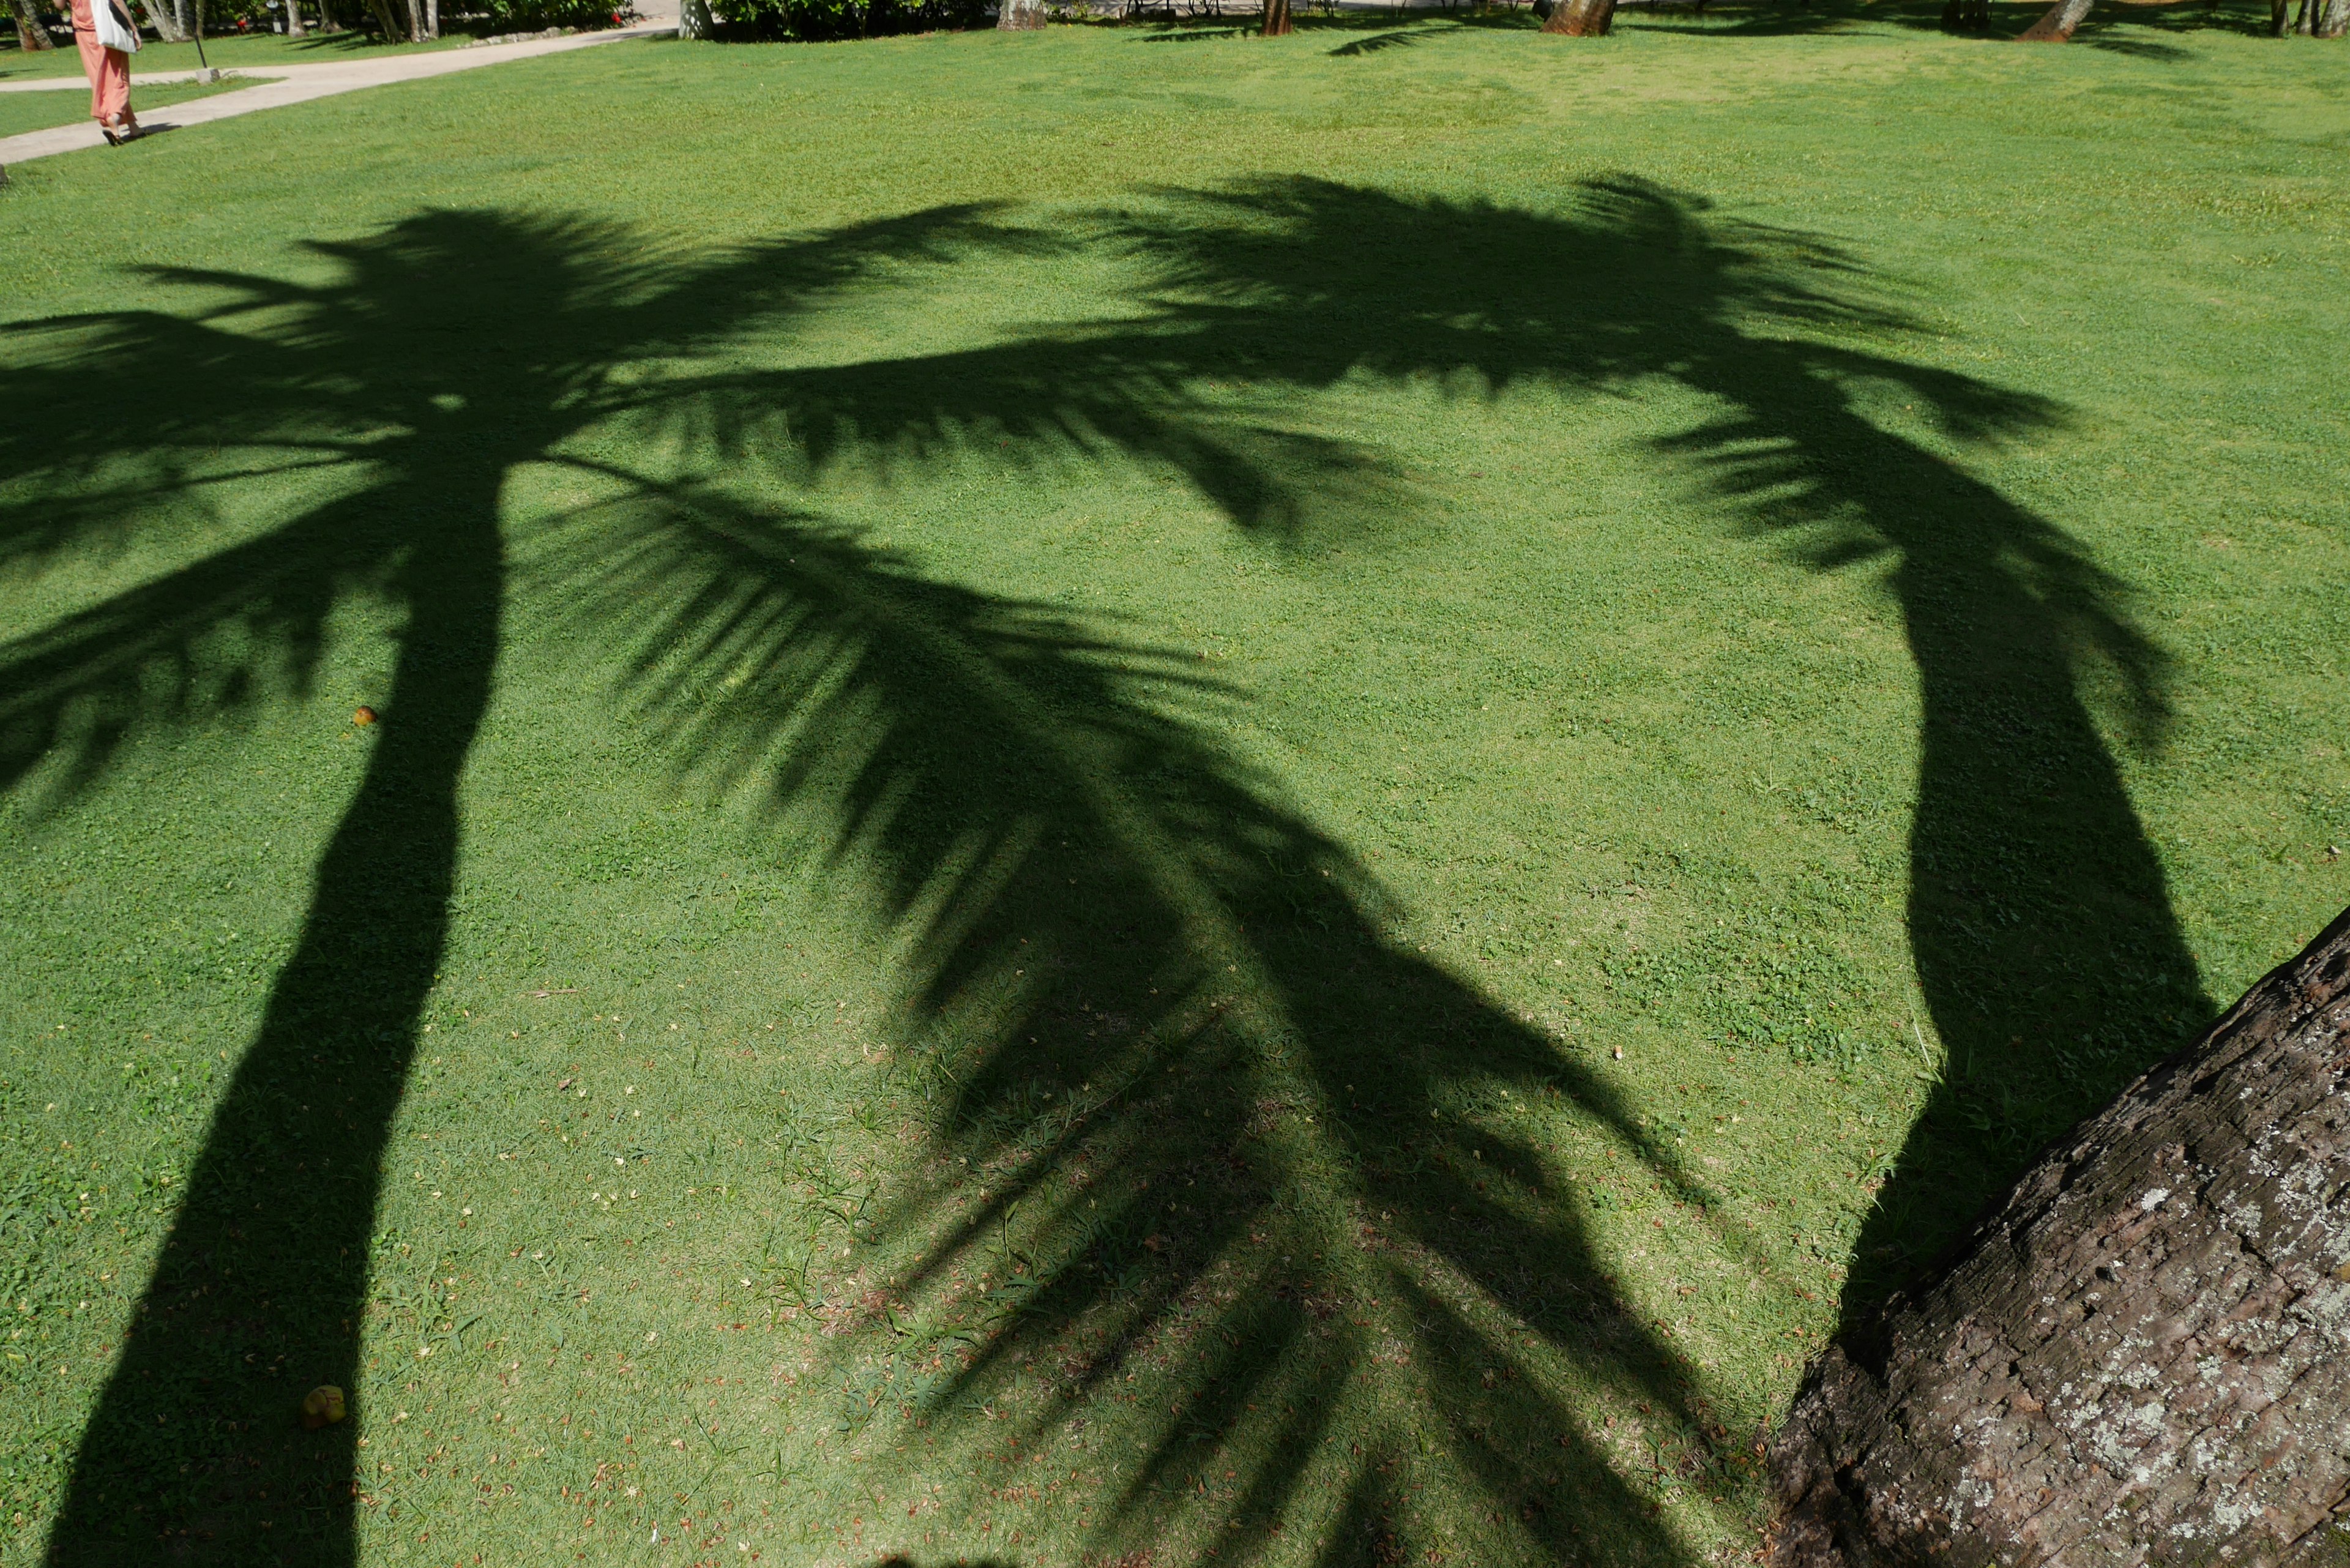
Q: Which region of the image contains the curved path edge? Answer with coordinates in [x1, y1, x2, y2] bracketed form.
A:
[0, 22, 676, 167]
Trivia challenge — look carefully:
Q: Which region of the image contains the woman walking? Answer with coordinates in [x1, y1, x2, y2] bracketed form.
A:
[69, 0, 143, 144]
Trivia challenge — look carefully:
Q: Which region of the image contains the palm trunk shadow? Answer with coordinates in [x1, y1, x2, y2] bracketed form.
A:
[1662, 353, 2214, 1323]
[1856, 492, 2214, 1312]
[1, 200, 1050, 1568]
[45, 483, 504, 1567]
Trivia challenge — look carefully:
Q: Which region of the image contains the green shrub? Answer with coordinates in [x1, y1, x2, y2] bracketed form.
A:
[465, 0, 640, 31]
[705, 0, 985, 42]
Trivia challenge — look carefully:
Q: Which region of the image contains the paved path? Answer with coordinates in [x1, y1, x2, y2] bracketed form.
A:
[0, 22, 673, 166]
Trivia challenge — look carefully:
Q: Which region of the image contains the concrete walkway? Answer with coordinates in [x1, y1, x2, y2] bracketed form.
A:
[0, 21, 674, 166]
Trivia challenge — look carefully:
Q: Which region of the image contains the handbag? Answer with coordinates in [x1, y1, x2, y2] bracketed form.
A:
[91, 0, 143, 53]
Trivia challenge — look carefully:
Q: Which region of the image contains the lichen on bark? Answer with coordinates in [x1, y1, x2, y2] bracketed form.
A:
[1771, 906, 2350, 1567]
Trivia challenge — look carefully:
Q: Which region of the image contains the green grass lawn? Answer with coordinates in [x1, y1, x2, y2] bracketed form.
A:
[0, 28, 479, 81]
[0, 77, 245, 138]
[1, 9, 2346, 1567]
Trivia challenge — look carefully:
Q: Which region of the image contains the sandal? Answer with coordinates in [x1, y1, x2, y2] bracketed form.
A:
[99, 117, 142, 146]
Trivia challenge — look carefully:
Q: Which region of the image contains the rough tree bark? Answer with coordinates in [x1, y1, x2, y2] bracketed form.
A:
[1540, 0, 1614, 35]
[8, 0, 58, 48]
[996, 0, 1043, 27]
[1770, 905, 2350, 1568]
[1261, 0, 1289, 38]
[2322, 0, 2348, 38]
[285, 0, 304, 37]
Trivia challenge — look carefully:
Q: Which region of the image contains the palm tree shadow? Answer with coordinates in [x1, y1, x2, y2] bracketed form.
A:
[1206, 177, 2212, 1312]
[2, 172, 2209, 1567]
[638, 176, 2209, 1552]
[0, 202, 1034, 1567]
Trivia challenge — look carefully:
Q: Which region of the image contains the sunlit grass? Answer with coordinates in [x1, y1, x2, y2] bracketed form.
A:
[0, 28, 478, 80]
[0, 77, 245, 138]
[1, 10, 2346, 1568]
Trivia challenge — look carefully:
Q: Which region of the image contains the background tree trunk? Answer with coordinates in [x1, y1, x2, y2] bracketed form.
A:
[8, 0, 58, 48]
[1540, 0, 1614, 35]
[2016, 0, 2091, 37]
[137, 0, 191, 42]
[1770, 905, 2350, 1568]
[996, 0, 1043, 26]
[2321, 0, 2347, 37]
[285, 0, 304, 36]
[1261, 0, 1288, 35]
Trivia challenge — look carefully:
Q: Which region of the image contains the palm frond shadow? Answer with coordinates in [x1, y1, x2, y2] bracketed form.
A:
[535, 472, 1708, 1564]
[541, 177, 2206, 1561]
[2, 173, 2209, 1567]
[1329, 23, 1458, 53]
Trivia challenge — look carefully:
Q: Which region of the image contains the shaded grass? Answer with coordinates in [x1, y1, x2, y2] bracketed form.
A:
[1, 14, 2346, 1568]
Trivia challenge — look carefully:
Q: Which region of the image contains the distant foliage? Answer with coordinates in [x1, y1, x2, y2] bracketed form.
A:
[465, 0, 638, 31]
[706, 0, 985, 41]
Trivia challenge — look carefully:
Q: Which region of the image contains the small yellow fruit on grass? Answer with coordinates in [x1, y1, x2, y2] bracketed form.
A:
[300, 1385, 347, 1430]
[352, 706, 378, 726]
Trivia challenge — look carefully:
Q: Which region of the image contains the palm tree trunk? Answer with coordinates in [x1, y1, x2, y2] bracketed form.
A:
[285, 0, 304, 37]
[8, 0, 58, 49]
[1540, 0, 1614, 34]
[1772, 908, 2350, 1568]
[2016, 0, 2091, 38]
[1262, 0, 1289, 34]
[137, 0, 192, 42]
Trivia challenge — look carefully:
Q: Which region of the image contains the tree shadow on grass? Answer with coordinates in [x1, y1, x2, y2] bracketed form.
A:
[1626, 0, 2260, 39]
[0, 203, 1027, 1566]
[1, 173, 2206, 1567]
[543, 178, 2209, 1557]
[1326, 22, 1461, 54]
